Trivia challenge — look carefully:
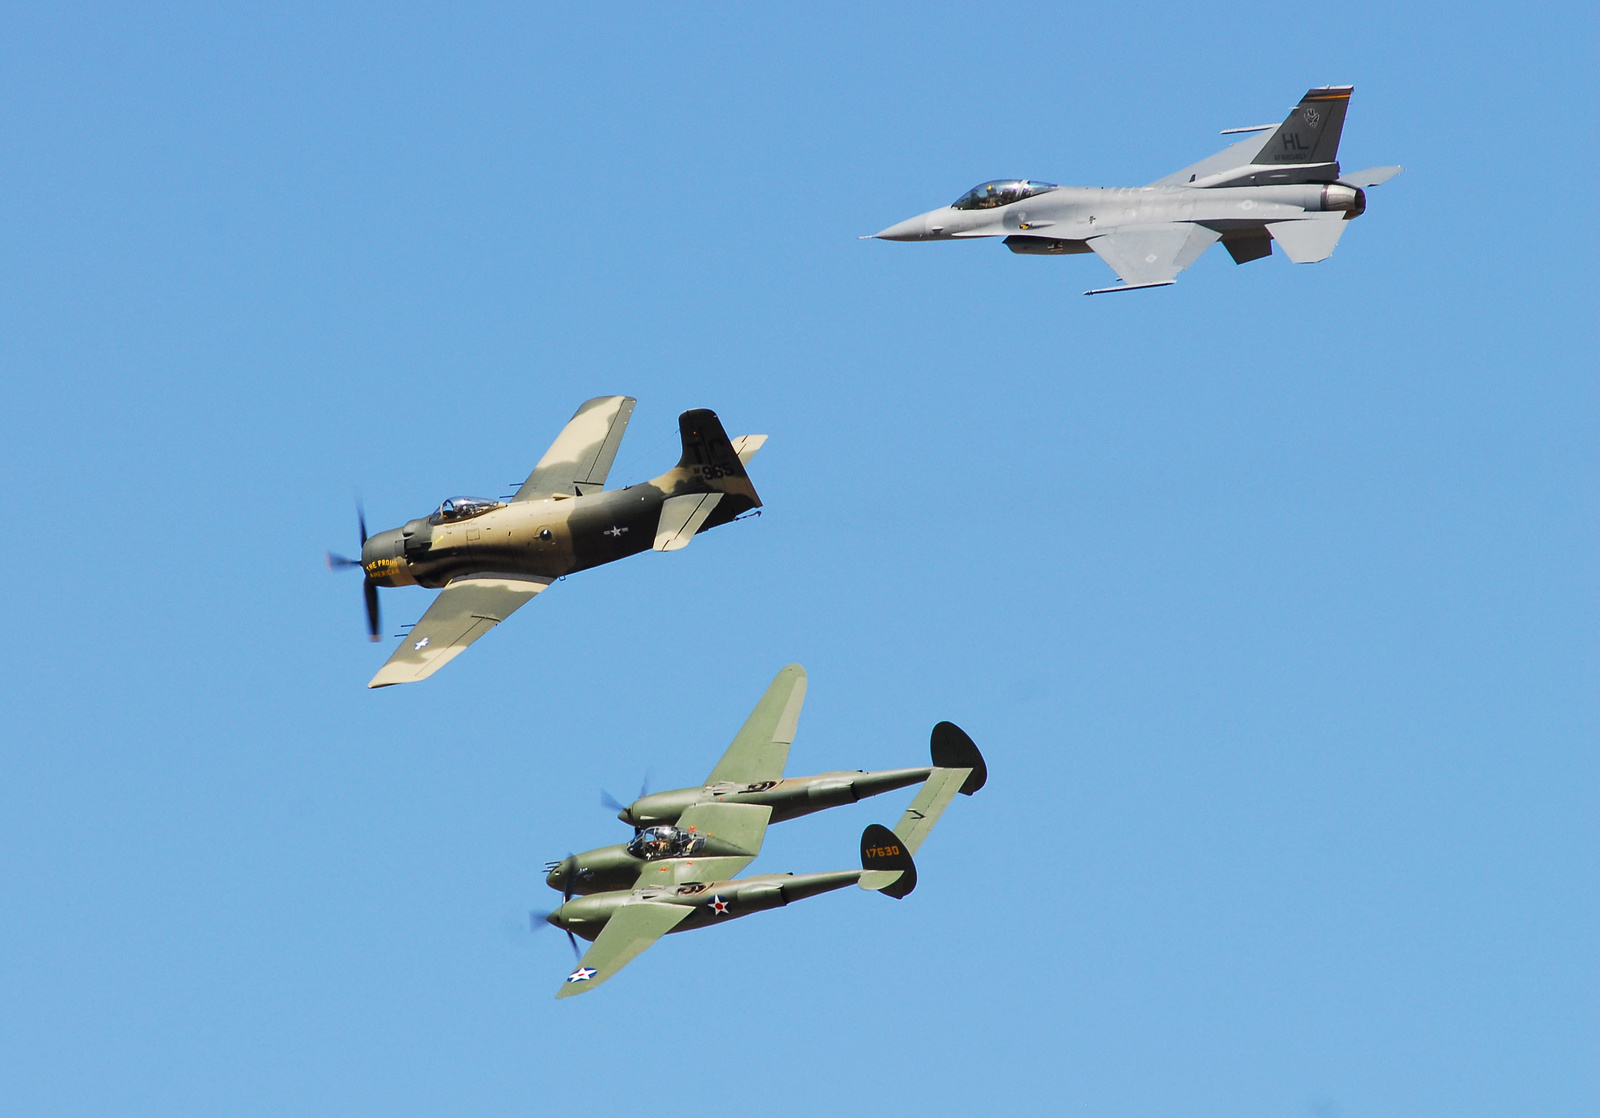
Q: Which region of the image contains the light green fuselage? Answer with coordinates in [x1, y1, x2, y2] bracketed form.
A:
[548, 767, 931, 896]
[549, 871, 865, 943]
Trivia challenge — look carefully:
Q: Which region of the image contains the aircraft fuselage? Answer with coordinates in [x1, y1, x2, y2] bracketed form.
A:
[876, 182, 1364, 247]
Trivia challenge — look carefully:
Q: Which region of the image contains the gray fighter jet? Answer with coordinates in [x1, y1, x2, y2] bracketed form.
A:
[870, 86, 1401, 294]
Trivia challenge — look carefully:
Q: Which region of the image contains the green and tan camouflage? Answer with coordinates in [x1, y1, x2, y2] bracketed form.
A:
[544, 665, 986, 897]
[329, 396, 766, 687]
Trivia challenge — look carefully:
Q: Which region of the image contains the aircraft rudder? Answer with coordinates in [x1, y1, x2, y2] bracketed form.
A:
[1253, 85, 1353, 168]
[929, 721, 987, 795]
[859, 822, 917, 899]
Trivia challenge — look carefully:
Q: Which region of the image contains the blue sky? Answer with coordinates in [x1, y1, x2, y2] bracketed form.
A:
[1, 4, 1594, 1116]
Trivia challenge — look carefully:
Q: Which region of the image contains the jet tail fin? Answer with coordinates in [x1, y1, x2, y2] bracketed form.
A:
[1253, 86, 1353, 169]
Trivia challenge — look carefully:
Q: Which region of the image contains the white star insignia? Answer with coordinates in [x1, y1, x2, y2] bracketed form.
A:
[413, 636, 430, 650]
[566, 966, 597, 983]
[604, 526, 628, 538]
[710, 895, 730, 916]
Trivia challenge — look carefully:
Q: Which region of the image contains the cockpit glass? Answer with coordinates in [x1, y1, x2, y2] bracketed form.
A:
[951, 180, 1057, 210]
[626, 825, 704, 861]
[628, 827, 672, 860]
[428, 496, 505, 525]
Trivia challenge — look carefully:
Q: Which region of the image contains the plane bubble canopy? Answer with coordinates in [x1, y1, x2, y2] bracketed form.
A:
[626, 826, 706, 861]
[951, 180, 1057, 210]
[428, 496, 505, 524]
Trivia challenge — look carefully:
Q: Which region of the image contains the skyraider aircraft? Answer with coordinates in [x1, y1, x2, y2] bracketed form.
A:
[543, 664, 987, 898]
[327, 397, 765, 687]
[870, 86, 1401, 294]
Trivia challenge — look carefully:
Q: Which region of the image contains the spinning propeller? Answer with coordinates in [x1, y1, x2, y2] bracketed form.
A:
[325, 503, 381, 642]
[600, 773, 650, 830]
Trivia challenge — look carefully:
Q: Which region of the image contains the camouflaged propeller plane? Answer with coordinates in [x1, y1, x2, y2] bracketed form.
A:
[327, 397, 765, 687]
[535, 664, 986, 997]
[870, 86, 1401, 294]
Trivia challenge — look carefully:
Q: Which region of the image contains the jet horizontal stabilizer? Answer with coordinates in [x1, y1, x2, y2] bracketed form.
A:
[1339, 165, 1404, 188]
[1267, 217, 1349, 264]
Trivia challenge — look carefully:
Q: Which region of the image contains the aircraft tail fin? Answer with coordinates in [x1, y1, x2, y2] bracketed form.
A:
[859, 823, 917, 899]
[650, 409, 763, 550]
[1254, 86, 1353, 168]
[930, 721, 987, 795]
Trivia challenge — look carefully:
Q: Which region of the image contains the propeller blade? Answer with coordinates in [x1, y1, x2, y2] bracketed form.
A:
[357, 501, 368, 546]
[326, 551, 361, 571]
[600, 789, 629, 816]
[363, 578, 381, 642]
[530, 908, 582, 961]
[558, 854, 578, 902]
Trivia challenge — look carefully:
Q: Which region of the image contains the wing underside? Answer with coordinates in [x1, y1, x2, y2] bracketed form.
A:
[1086, 223, 1220, 292]
[702, 665, 807, 786]
[515, 395, 637, 501]
[556, 901, 692, 998]
[368, 576, 551, 688]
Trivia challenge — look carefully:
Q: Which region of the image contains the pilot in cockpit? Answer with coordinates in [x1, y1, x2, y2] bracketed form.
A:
[951, 180, 1057, 210]
[627, 826, 679, 860]
[429, 496, 504, 524]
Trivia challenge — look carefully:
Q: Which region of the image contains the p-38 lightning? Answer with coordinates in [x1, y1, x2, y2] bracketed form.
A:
[536, 664, 986, 996]
[327, 397, 765, 687]
[543, 664, 987, 897]
[870, 86, 1401, 293]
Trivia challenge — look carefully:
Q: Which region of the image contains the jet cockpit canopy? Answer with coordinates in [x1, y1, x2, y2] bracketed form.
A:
[428, 496, 505, 525]
[951, 180, 1057, 210]
[626, 825, 707, 862]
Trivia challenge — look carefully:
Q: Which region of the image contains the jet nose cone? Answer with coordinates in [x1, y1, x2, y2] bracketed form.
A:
[873, 214, 929, 241]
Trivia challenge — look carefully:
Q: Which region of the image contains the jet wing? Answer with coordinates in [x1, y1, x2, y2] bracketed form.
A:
[702, 664, 807, 786]
[556, 900, 692, 998]
[1086, 223, 1221, 293]
[368, 576, 552, 688]
[514, 396, 636, 501]
[1148, 132, 1268, 187]
[631, 802, 772, 889]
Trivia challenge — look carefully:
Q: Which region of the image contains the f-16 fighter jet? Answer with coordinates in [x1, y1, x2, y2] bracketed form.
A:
[326, 397, 765, 687]
[870, 86, 1401, 293]
[543, 664, 987, 898]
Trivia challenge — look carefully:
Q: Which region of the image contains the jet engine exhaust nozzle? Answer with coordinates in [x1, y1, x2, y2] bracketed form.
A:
[1321, 184, 1365, 217]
